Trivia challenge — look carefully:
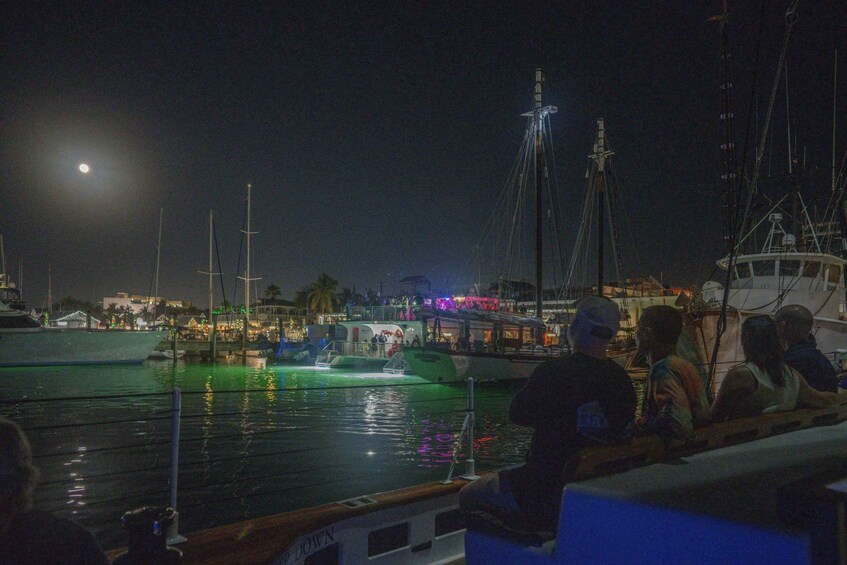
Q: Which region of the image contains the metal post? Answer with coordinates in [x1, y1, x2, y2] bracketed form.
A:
[167, 388, 186, 544]
[171, 328, 178, 364]
[461, 377, 480, 481]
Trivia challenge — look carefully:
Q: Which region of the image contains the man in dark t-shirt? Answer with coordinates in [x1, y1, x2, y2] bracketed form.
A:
[459, 296, 636, 532]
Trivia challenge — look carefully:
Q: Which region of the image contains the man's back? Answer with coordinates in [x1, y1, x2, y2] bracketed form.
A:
[504, 352, 636, 527]
[784, 341, 838, 392]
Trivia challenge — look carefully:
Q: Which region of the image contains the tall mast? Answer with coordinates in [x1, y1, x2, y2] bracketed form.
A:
[521, 68, 557, 317]
[833, 49, 838, 194]
[0, 234, 5, 276]
[198, 209, 220, 336]
[208, 210, 214, 318]
[154, 207, 163, 314]
[534, 69, 544, 318]
[238, 184, 260, 321]
[590, 118, 613, 295]
[711, 0, 739, 248]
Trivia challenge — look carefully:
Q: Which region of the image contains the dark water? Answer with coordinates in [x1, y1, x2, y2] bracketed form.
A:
[0, 359, 533, 549]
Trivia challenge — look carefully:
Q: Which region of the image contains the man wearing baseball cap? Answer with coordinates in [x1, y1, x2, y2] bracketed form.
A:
[459, 295, 636, 533]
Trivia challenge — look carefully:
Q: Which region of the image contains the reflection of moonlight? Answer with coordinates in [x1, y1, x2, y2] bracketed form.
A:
[78, 163, 90, 174]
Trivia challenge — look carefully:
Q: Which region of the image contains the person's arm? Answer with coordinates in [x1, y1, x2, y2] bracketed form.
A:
[709, 366, 756, 421]
[648, 365, 694, 438]
[796, 373, 847, 407]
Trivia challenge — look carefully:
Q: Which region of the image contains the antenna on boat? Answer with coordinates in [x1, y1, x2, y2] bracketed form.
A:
[198, 210, 221, 336]
[833, 48, 838, 194]
[520, 68, 557, 319]
[710, 0, 740, 249]
[589, 118, 613, 295]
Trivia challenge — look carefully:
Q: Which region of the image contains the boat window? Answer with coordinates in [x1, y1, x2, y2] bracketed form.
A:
[304, 543, 339, 565]
[752, 260, 775, 276]
[735, 263, 752, 279]
[803, 261, 821, 278]
[435, 509, 466, 537]
[827, 265, 842, 285]
[779, 260, 800, 277]
[368, 522, 409, 557]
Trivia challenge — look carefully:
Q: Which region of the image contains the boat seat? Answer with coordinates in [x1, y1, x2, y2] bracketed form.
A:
[465, 404, 847, 564]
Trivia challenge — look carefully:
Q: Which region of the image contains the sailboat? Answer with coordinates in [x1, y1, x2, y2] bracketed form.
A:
[0, 237, 163, 367]
[404, 69, 567, 383]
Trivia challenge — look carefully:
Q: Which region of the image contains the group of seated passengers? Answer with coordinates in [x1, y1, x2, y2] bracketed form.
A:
[459, 297, 847, 534]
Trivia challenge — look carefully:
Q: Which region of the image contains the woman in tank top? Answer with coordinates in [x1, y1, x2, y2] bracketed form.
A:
[711, 315, 846, 421]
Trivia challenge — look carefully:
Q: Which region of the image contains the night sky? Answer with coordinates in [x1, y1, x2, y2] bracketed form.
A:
[2, 2, 845, 309]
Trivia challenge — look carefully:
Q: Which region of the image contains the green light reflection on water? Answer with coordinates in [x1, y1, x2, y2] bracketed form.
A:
[0, 360, 530, 548]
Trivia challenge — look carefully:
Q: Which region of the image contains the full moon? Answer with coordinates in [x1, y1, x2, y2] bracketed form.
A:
[79, 163, 90, 174]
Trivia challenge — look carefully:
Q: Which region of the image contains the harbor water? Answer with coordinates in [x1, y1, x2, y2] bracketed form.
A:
[0, 359, 536, 550]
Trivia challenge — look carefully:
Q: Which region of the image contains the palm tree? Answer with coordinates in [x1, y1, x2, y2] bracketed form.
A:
[308, 274, 339, 314]
[139, 306, 152, 326]
[105, 303, 119, 327]
[265, 284, 282, 301]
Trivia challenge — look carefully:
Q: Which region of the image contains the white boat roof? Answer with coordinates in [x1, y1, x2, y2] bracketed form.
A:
[717, 251, 847, 270]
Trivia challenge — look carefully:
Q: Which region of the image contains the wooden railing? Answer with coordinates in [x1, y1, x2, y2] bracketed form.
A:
[565, 403, 847, 482]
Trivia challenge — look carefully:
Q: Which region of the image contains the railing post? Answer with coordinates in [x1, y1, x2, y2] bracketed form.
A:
[461, 377, 480, 481]
[168, 388, 187, 544]
[171, 328, 178, 364]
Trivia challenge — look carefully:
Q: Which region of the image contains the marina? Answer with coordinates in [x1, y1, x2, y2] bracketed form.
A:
[2, 1, 847, 563]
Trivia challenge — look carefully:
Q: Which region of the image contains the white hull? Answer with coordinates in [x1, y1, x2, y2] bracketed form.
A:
[697, 251, 847, 391]
[403, 347, 551, 383]
[316, 353, 390, 370]
[0, 328, 164, 367]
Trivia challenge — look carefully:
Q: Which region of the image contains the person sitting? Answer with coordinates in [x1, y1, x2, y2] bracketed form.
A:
[710, 316, 846, 421]
[0, 416, 109, 565]
[458, 296, 636, 533]
[636, 305, 710, 439]
[775, 304, 838, 392]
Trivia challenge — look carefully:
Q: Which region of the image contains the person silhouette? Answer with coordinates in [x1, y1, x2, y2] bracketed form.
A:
[0, 416, 109, 564]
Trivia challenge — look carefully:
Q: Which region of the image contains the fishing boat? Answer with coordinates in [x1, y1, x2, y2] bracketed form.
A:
[0, 301, 163, 367]
[684, 1, 847, 393]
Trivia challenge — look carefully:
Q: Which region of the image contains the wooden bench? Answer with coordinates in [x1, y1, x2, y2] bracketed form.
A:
[565, 403, 847, 482]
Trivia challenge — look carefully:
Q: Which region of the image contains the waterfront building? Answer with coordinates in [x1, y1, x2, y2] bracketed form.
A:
[48, 310, 102, 329]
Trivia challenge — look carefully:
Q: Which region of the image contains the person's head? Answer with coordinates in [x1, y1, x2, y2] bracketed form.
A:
[0, 417, 40, 521]
[741, 315, 785, 386]
[567, 295, 620, 357]
[774, 304, 814, 347]
[636, 305, 682, 359]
